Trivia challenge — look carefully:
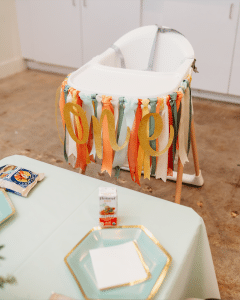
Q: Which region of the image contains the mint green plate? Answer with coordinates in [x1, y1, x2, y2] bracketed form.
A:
[0, 189, 15, 225]
[64, 225, 171, 300]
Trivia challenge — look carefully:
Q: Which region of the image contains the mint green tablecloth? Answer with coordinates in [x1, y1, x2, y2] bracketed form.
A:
[0, 155, 220, 300]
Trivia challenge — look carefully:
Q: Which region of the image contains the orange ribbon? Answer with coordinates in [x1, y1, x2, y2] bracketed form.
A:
[128, 99, 142, 185]
[86, 102, 94, 163]
[70, 90, 90, 171]
[101, 95, 114, 176]
[59, 79, 68, 128]
[176, 91, 182, 111]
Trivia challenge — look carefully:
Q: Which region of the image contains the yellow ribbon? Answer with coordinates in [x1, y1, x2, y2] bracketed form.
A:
[71, 90, 91, 166]
[187, 74, 192, 84]
[63, 102, 89, 145]
[71, 90, 83, 141]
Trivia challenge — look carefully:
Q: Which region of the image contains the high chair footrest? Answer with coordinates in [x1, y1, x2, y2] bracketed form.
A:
[167, 170, 204, 187]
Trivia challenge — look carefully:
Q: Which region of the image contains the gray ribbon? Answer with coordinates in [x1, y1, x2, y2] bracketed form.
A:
[146, 26, 184, 72]
[169, 93, 178, 169]
[91, 94, 98, 118]
[149, 98, 158, 176]
[63, 85, 70, 162]
[116, 97, 125, 143]
[111, 44, 126, 69]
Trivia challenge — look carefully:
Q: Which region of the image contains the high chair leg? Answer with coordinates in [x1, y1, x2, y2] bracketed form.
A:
[167, 117, 204, 188]
[175, 158, 184, 204]
[190, 117, 200, 176]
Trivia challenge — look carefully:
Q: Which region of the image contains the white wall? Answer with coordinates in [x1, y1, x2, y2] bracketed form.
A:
[0, 0, 26, 79]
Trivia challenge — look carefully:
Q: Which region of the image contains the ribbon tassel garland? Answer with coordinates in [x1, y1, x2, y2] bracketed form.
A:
[58, 73, 193, 185]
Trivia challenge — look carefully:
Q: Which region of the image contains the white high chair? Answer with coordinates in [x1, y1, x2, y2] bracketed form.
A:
[67, 25, 204, 204]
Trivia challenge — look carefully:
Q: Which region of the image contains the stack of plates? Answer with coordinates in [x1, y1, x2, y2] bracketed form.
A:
[64, 225, 171, 300]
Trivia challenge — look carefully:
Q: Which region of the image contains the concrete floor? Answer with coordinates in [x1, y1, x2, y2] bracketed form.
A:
[0, 70, 240, 300]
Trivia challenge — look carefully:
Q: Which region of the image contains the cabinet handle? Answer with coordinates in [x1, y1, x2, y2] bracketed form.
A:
[83, 0, 87, 7]
[229, 3, 234, 19]
[72, 0, 76, 6]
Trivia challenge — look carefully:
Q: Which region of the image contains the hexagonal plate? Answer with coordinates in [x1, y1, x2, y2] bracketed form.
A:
[64, 225, 171, 300]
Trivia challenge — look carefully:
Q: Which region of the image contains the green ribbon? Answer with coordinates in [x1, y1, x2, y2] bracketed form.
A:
[177, 102, 182, 135]
[149, 98, 158, 176]
[181, 81, 188, 92]
[115, 97, 125, 178]
[63, 85, 70, 162]
[116, 97, 125, 143]
[182, 80, 192, 155]
[115, 166, 121, 178]
[169, 93, 178, 169]
[91, 94, 98, 118]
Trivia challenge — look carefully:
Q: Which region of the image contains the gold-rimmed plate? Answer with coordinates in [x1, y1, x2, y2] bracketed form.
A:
[64, 225, 171, 300]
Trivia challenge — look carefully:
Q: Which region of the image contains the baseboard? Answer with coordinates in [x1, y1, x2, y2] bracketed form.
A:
[25, 59, 77, 76]
[192, 88, 240, 105]
[0, 56, 26, 79]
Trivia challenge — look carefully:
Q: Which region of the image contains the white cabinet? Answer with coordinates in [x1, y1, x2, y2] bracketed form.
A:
[15, 0, 83, 68]
[14, 0, 240, 98]
[142, 0, 240, 94]
[15, 0, 35, 60]
[229, 14, 240, 96]
[15, 0, 140, 68]
[81, 0, 141, 64]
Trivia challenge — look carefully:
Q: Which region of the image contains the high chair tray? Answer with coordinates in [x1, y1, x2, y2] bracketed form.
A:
[68, 64, 185, 98]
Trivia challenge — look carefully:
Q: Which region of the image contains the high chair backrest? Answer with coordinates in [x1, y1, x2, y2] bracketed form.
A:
[109, 25, 194, 72]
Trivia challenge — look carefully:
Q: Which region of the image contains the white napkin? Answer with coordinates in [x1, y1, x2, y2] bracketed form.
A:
[89, 241, 150, 290]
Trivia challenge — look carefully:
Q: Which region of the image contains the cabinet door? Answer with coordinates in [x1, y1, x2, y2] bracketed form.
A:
[81, 0, 141, 64]
[15, 0, 35, 60]
[142, 0, 240, 94]
[229, 13, 240, 96]
[16, 0, 82, 68]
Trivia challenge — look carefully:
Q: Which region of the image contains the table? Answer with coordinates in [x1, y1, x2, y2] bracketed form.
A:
[0, 155, 220, 300]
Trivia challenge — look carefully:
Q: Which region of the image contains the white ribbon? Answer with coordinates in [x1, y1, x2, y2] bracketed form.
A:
[65, 92, 77, 165]
[121, 98, 139, 167]
[111, 96, 119, 128]
[79, 92, 94, 127]
[178, 86, 190, 166]
[155, 97, 169, 182]
[96, 95, 103, 121]
[124, 98, 138, 131]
